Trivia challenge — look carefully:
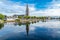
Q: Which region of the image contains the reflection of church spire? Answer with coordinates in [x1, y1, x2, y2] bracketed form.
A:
[26, 4, 29, 16]
[26, 23, 29, 36]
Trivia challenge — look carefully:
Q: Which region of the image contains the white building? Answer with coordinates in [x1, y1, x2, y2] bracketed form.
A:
[6, 15, 24, 21]
[6, 15, 18, 21]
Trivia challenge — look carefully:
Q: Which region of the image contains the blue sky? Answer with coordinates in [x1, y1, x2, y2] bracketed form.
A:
[9, 0, 52, 9]
[0, 0, 60, 16]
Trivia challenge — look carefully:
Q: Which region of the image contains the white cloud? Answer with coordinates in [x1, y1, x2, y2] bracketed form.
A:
[0, 0, 36, 16]
[30, 0, 60, 16]
[0, 0, 60, 16]
[31, 21, 60, 28]
[0, 0, 25, 15]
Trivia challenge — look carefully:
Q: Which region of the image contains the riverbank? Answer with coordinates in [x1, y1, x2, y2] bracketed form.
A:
[5, 19, 40, 23]
[0, 20, 4, 23]
[19, 19, 40, 23]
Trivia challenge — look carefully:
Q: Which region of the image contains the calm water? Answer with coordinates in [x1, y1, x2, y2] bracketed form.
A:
[0, 20, 60, 40]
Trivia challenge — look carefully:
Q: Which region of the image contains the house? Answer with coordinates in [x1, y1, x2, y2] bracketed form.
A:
[5, 14, 24, 21]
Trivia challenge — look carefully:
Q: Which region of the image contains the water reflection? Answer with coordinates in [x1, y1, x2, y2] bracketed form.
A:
[15, 22, 30, 36]
[0, 20, 60, 40]
[14, 22, 22, 26]
[0, 23, 4, 29]
[41, 19, 47, 22]
[26, 22, 30, 36]
[15, 20, 39, 26]
[14, 21, 39, 36]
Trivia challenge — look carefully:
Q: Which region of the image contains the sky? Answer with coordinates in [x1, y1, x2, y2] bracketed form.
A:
[0, 0, 60, 16]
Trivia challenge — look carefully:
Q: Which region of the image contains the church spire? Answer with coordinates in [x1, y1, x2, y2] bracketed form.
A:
[26, 3, 29, 16]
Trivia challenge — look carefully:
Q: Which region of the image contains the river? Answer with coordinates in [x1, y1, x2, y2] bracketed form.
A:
[0, 19, 60, 40]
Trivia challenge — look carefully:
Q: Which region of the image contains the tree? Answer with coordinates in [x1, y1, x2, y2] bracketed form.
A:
[24, 16, 30, 19]
[0, 14, 5, 20]
[34, 16, 36, 18]
[31, 16, 34, 19]
[18, 16, 22, 19]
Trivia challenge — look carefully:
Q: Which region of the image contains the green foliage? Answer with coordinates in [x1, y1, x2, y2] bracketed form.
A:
[0, 14, 5, 20]
[36, 16, 47, 19]
[34, 16, 36, 18]
[15, 19, 20, 22]
[18, 15, 47, 19]
[18, 16, 22, 19]
[30, 16, 36, 19]
[24, 16, 30, 19]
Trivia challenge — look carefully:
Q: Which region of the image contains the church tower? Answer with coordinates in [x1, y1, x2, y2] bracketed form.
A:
[26, 4, 29, 16]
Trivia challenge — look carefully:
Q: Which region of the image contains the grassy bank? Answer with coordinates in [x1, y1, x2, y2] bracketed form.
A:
[0, 20, 4, 23]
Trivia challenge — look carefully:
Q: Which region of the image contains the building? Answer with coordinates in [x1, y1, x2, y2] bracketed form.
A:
[26, 4, 29, 16]
[4, 15, 16, 21]
[5, 14, 25, 21]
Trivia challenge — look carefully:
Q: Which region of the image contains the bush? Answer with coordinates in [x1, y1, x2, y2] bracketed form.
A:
[15, 19, 20, 22]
